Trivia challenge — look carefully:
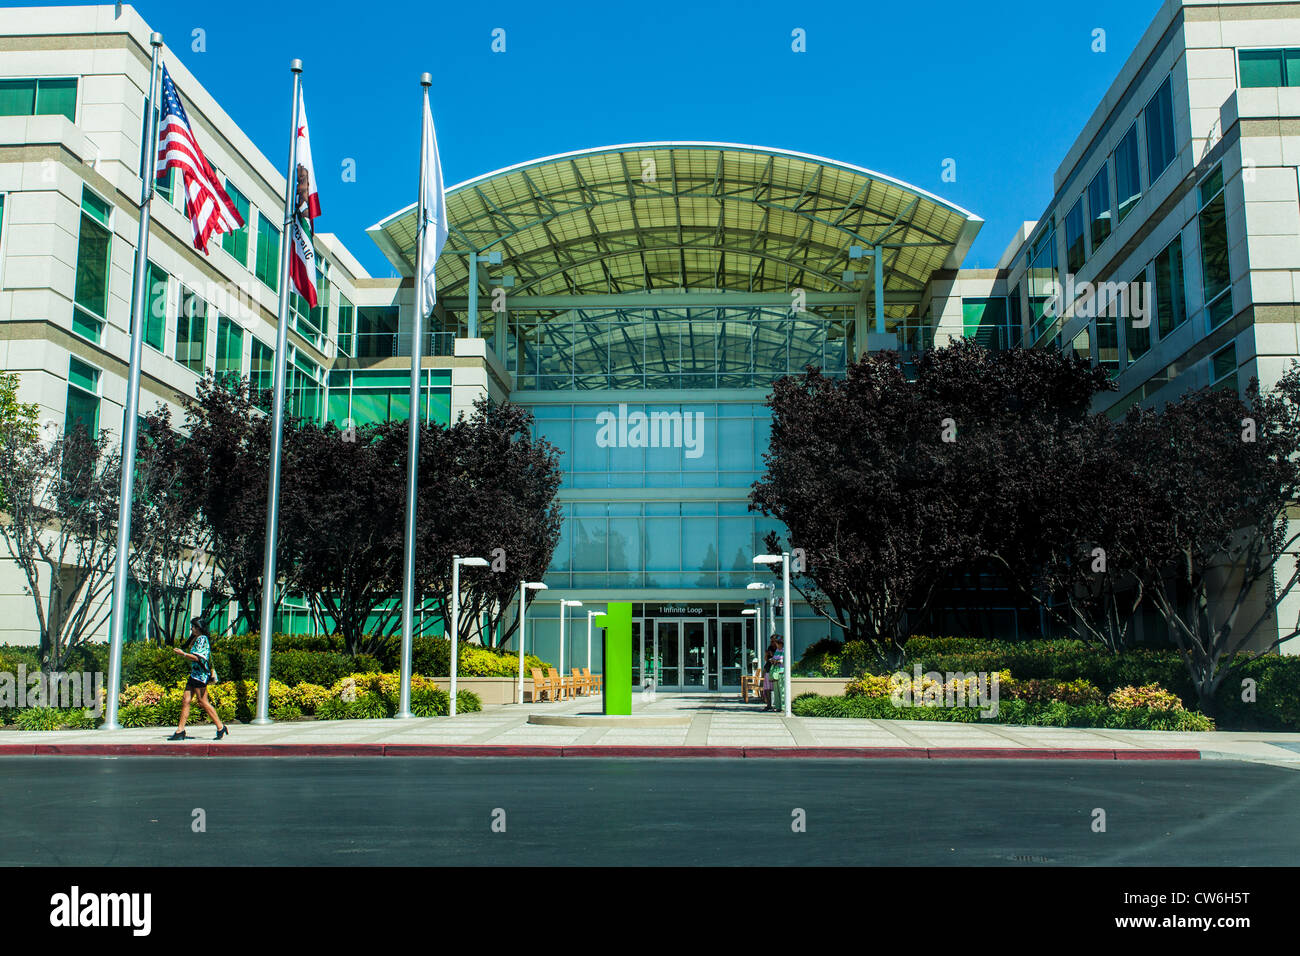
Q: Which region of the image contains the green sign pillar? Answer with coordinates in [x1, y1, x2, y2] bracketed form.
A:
[595, 602, 633, 716]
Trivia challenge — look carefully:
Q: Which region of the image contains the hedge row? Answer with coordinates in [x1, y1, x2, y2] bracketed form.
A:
[0, 634, 549, 690]
[1, 671, 485, 729]
[794, 636, 1300, 730]
[791, 693, 1215, 731]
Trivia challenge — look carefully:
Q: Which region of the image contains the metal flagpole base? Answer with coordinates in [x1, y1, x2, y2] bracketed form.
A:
[394, 711, 415, 719]
[249, 717, 273, 726]
[98, 721, 123, 731]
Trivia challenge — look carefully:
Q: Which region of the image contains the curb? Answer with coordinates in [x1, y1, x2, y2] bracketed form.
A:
[0, 743, 1202, 760]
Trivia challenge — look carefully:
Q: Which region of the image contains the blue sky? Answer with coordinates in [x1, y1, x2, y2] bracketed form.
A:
[36, 0, 1161, 276]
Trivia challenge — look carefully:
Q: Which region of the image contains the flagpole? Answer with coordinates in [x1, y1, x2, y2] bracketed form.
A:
[253, 60, 303, 725]
[102, 33, 164, 732]
[397, 73, 433, 720]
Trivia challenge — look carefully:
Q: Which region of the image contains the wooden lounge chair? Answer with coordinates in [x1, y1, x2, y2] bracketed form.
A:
[741, 669, 764, 703]
[547, 668, 573, 700]
[529, 667, 558, 702]
[570, 667, 590, 696]
[583, 668, 602, 694]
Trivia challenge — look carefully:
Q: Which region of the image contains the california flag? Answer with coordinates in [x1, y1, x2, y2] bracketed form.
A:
[289, 93, 320, 307]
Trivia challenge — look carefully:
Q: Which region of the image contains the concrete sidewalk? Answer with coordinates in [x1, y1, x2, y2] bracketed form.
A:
[2, 692, 1299, 763]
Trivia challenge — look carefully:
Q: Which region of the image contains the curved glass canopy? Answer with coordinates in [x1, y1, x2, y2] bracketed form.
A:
[367, 143, 982, 389]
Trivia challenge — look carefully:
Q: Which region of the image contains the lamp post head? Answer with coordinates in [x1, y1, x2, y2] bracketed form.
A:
[523, 581, 548, 591]
[741, 609, 757, 616]
[562, 599, 583, 608]
[458, 556, 490, 568]
[753, 554, 783, 565]
[746, 582, 767, 590]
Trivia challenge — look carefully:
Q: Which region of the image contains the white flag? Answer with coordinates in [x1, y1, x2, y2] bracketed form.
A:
[419, 92, 448, 317]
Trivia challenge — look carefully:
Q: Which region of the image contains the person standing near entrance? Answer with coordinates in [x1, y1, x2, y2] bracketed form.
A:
[761, 635, 778, 711]
[769, 637, 786, 714]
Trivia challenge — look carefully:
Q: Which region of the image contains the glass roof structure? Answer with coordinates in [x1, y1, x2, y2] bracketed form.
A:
[367, 142, 983, 301]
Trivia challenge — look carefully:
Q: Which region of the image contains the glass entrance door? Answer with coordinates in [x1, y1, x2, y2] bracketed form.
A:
[717, 618, 746, 689]
[682, 620, 707, 687]
[655, 620, 680, 688]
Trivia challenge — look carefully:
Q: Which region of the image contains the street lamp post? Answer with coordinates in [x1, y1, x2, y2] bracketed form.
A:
[558, 599, 582, 692]
[516, 580, 547, 704]
[753, 553, 792, 717]
[449, 555, 489, 716]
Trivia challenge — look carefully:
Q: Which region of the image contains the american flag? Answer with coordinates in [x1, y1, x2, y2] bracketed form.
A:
[156, 66, 244, 253]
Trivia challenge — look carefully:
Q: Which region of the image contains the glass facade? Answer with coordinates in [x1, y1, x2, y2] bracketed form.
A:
[325, 368, 452, 427]
[531, 400, 770, 490]
[144, 262, 167, 352]
[506, 306, 848, 391]
[255, 213, 279, 291]
[221, 180, 249, 266]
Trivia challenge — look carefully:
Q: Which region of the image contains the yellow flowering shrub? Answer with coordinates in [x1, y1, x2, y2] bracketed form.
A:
[1107, 684, 1183, 712]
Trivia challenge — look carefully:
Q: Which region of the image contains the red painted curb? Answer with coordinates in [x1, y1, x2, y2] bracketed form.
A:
[926, 748, 1119, 760]
[0, 743, 1205, 760]
[562, 745, 745, 758]
[383, 745, 564, 757]
[33, 743, 212, 756]
[210, 743, 388, 757]
[744, 746, 930, 759]
[1114, 749, 1202, 760]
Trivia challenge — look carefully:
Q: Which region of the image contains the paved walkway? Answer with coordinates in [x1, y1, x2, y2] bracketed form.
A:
[3, 692, 1299, 763]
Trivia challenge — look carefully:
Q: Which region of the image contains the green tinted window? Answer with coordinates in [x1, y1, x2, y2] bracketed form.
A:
[255, 213, 279, 291]
[1240, 49, 1285, 87]
[176, 287, 207, 372]
[35, 77, 76, 121]
[1200, 190, 1232, 329]
[73, 189, 112, 342]
[65, 358, 99, 438]
[0, 80, 35, 116]
[0, 78, 76, 120]
[1155, 236, 1186, 338]
[337, 294, 354, 355]
[250, 338, 274, 409]
[1126, 271, 1150, 361]
[215, 315, 244, 380]
[1211, 343, 1237, 384]
[144, 262, 167, 351]
[1065, 198, 1086, 273]
[221, 181, 249, 265]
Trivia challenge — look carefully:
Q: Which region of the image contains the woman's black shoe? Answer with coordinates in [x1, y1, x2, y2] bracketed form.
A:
[166, 731, 188, 741]
[215, 725, 229, 740]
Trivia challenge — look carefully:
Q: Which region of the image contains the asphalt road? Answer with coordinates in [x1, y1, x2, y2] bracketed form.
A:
[2, 757, 1297, 866]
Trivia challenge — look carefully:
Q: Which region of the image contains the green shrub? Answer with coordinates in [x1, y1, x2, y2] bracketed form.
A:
[119, 704, 160, 728]
[410, 687, 450, 718]
[456, 689, 482, 714]
[121, 644, 188, 685]
[793, 692, 1215, 731]
[15, 707, 65, 731]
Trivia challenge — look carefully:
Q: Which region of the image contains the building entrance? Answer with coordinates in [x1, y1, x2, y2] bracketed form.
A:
[632, 615, 755, 691]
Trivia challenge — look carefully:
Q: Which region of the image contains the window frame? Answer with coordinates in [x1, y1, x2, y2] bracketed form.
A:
[72, 185, 113, 344]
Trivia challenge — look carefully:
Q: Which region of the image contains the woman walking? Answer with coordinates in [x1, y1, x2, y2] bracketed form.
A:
[168, 617, 228, 741]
